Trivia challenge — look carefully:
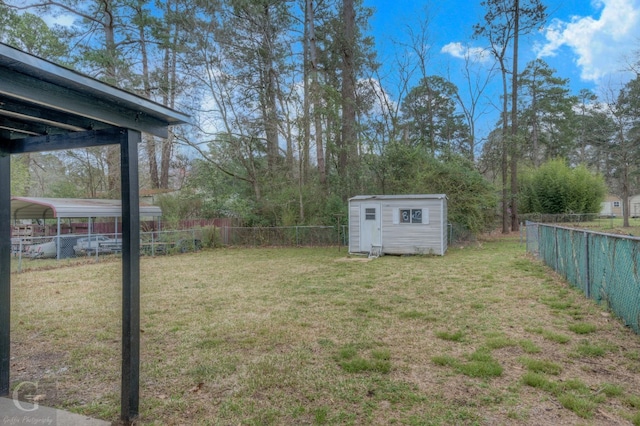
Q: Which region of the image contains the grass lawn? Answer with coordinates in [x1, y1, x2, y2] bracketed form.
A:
[10, 237, 640, 425]
[549, 216, 640, 237]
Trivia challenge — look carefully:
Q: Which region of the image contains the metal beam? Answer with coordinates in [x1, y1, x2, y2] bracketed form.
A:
[0, 44, 190, 130]
[0, 95, 105, 134]
[0, 67, 170, 138]
[0, 143, 10, 396]
[3, 127, 126, 154]
[120, 129, 141, 423]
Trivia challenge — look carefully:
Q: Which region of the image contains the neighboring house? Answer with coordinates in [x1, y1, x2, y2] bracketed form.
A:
[348, 194, 448, 256]
[629, 195, 640, 218]
[600, 195, 623, 217]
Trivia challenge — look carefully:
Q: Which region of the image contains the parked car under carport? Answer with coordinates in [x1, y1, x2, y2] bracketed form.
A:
[26, 240, 56, 259]
[73, 235, 122, 256]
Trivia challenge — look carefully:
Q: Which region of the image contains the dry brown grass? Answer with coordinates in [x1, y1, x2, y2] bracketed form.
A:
[9, 239, 640, 425]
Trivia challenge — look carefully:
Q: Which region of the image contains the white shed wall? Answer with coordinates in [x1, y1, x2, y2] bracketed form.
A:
[380, 199, 445, 255]
[348, 201, 361, 253]
[349, 195, 447, 255]
[630, 195, 640, 217]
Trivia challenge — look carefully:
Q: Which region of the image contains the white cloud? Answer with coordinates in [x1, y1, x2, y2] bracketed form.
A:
[441, 42, 492, 63]
[42, 13, 75, 28]
[537, 0, 640, 81]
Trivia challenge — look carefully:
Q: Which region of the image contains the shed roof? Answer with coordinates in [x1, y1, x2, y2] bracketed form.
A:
[11, 197, 162, 220]
[349, 194, 447, 201]
[0, 42, 190, 142]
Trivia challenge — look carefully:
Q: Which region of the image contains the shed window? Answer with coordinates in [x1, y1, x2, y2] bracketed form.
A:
[365, 208, 376, 220]
[394, 208, 429, 225]
[400, 209, 424, 224]
[613, 201, 620, 207]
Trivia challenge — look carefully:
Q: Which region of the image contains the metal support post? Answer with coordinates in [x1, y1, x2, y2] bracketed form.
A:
[0, 148, 11, 395]
[120, 129, 141, 423]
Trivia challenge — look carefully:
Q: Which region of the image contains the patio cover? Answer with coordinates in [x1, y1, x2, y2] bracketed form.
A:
[11, 197, 162, 220]
[0, 42, 189, 424]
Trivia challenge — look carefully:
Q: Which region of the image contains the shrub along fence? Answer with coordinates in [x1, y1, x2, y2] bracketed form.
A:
[220, 226, 345, 247]
[526, 221, 640, 335]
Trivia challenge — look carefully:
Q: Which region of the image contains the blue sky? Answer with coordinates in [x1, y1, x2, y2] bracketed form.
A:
[364, 0, 640, 136]
[26, 0, 640, 145]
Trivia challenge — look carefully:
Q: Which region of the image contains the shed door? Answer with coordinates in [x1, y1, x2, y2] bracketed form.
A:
[360, 203, 381, 251]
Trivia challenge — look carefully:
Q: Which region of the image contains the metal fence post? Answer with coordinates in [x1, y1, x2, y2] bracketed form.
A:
[554, 227, 559, 271]
[584, 231, 590, 299]
[342, 225, 347, 246]
[519, 222, 523, 245]
[18, 239, 22, 273]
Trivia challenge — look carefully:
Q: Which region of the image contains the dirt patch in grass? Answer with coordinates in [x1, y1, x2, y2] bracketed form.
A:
[9, 241, 640, 425]
[333, 256, 373, 262]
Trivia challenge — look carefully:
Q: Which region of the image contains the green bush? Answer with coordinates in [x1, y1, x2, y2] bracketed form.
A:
[201, 226, 222, 248]
[379, 145, 498, 234]
[520, 159, 606, 214]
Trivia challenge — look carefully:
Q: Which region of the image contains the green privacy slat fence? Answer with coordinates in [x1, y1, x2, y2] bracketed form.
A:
[526, 222, 640, 335]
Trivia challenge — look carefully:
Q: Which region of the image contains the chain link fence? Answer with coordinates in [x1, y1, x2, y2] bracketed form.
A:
[11, 229, 205, 272]
[526, 222, 640, 334]
[219, 226, 343, 247]
[10, 226, 346, 272]
[13, 222, 471, 273]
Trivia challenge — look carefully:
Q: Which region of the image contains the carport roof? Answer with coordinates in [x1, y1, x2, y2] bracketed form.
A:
[11, 197, 162, 220]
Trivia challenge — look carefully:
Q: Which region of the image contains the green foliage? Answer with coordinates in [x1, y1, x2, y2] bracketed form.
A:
[435, 330, 465, 342]
[518, 339, 541, 354]
[519, 59, 578, 161]
[432, 355, 457, 367]
[155, 192, 204, 227]
[557, 393, 597, 418]
[521, 372, 554, 391]
[527, 327, 571, 344]
[432, 350, 503, 379]
[519, 159, 606, 214]
[459, 350, 503, 378]
[625, 394, 640, 409]
[9, 156, 29, 196]
[400, 76, 470, 156]
[600, 383, 623, 397]
[0, 7, 68, 60]
[573, 341, 607, 358]
[381, 144, 497, 234]
[568, 323, 597, 334]
[334, 345, 391, 374]
[49, 180, 84, 198]
[201, 226, 223, 248]
[518, 357, 562, 375]
[485, 335, 518, 350]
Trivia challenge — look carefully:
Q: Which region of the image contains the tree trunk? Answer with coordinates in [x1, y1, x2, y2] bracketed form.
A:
[302, 0, 311, 182]
[308, 0, 326, 187]
[103, 0, 120, 195]
[261, 4, 280, 174]
[136, 8, 160, 188]
[510, 0, 520, 232]
[340, 0, 357, 198]
[500, 58, 510, 234]
[160, 0, 178, 189]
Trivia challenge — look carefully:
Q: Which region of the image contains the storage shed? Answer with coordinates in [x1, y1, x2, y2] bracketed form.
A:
[349, 194, 448, 256]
